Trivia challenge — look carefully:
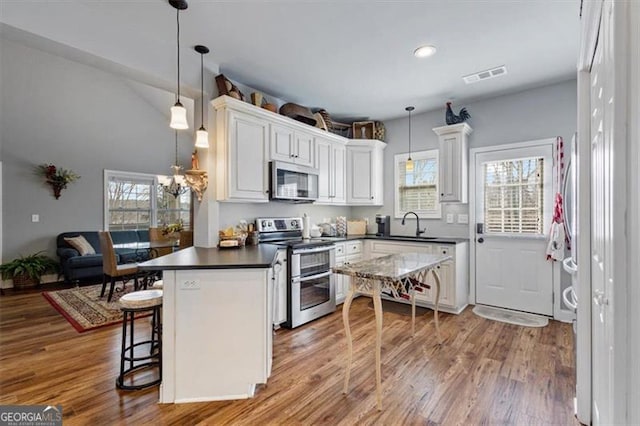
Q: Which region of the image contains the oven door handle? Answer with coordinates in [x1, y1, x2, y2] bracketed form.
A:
[293, 271, 332, 283]
[292, 245, 335, 255]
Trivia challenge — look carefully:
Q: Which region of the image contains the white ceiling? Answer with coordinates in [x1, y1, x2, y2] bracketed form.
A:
[0, 0, 580, 121]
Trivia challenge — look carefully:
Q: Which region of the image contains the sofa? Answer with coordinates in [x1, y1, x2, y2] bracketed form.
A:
[56, 230, 150, 283]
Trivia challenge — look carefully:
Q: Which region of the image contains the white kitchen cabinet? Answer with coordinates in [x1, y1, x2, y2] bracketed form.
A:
[272, 249, 287, 327]
[346, 139, 386, 205]
[364, 239, 469, 314]
[334, 241, 363, 305]
[433, 123, 472, 203]
[315, 136, 346, 204]
[269, 123, 314, 167]
[214, 101, 269, 202]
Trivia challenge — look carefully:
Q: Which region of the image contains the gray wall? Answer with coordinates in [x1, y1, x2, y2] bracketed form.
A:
[352, 79, 577, 238]
[0, 39, 194, 260]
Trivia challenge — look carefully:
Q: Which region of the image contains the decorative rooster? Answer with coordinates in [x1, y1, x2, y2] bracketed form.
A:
[445, 102, 470, 125]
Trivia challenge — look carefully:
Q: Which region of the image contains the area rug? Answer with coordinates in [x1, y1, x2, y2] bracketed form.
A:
[43, 283, 147, 333]
[472, 304, 549, 328]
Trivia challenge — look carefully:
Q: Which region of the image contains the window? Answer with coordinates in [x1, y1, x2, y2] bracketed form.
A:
[483, 157, 544, 234]
[394, 150, 441, 219]
[104, 170, 191, 231]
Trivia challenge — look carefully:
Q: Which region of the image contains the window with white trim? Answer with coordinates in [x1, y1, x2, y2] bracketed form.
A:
[483, 157, 544, 234]
[104, 170, 191, 231]
[394, 150, 441, 219]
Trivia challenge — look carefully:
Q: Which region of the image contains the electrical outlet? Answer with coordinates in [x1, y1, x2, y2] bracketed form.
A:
[31, 214, 40, 223]
[458, 214, 469, 224]
[446, 214, 454, 224]
[180, 280, 200, 290]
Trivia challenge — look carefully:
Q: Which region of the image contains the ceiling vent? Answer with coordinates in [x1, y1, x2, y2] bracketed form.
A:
[463, 65, 508, 84]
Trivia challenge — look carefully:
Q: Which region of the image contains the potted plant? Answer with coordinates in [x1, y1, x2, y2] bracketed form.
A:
[0, 252, 59, 289]
[161, 220, 184, 242]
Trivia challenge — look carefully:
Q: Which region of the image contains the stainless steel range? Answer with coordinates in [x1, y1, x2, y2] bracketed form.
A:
[256, 217, 336, 328]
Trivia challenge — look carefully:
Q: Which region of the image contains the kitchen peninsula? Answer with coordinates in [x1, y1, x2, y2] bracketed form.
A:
[139, 245, 279, 403]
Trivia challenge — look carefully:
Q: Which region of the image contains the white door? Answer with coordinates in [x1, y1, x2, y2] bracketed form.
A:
[473, 142, 554, 315]
[590, 5, 615, 421]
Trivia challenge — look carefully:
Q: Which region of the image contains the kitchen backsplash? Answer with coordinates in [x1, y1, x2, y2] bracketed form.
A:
[218, 203, 352, 231]
[218, 202, 469, 238]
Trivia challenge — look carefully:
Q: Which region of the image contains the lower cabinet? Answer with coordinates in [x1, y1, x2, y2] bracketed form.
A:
[334, 241, 363, 305]
[364, 240, 469, 314]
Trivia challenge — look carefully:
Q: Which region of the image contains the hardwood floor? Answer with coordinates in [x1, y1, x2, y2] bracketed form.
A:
[0, 290, 578, 425]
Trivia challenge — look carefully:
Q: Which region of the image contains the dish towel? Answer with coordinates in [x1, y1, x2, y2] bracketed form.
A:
[546, 136, 565, 261]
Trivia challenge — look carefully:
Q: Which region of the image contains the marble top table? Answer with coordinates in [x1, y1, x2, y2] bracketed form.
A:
[332, 252, 451, 411]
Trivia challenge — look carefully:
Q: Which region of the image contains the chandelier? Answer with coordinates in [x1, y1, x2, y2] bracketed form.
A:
[159, 131, 189, 198]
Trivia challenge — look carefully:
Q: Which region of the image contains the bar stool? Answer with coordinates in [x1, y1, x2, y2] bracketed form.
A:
[116, 289, 163, 390]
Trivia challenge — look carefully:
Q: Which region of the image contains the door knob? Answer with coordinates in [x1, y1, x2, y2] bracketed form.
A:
[477, 237, 484, 243]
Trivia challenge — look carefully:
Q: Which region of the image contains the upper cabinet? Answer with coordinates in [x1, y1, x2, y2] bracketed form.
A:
[270, 124, 315, 167]
[213, 95, 384, 205]
[214, 104, 269, 203]
[315, 136, 346, 204]
[433, 123, 473, 203]
[346, 139, 386, 205]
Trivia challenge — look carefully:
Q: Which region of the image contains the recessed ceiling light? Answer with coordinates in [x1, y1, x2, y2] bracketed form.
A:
[414, 45, 437, 58]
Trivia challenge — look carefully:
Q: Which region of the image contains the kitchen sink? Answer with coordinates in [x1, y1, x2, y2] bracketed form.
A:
[387, 235, 440, 241]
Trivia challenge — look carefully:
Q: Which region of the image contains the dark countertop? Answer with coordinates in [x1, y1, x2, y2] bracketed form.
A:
[138, 235, 468, 271]
[320, 234, 469, 245]
[138, 245, 280, 271]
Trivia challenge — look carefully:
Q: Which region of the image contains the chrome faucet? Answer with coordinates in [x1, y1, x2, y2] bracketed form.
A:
[401, 211, 426, 237]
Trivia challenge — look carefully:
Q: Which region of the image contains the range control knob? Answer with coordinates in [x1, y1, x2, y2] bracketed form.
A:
[261, 220, 267, 228]
[290, 220, 299, 229]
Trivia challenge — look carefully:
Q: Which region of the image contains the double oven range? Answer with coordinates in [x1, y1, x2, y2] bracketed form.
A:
[256, 217, 336, 328]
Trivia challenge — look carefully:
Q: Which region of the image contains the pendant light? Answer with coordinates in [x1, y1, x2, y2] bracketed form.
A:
[169, 0, 189, 130]
[194, 45, 210, 148]
[160, 131, 188, 198]
[405, 106, 415, 172]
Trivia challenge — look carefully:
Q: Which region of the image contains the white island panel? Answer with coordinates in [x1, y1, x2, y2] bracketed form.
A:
[160, 268, 273, 403]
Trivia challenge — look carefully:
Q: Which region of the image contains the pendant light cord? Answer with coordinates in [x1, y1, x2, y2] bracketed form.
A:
[176, 8, 181, 102]
[175, 131, 179, 167]
[200, 52, 204, 127]
[408, 109, 412, 158]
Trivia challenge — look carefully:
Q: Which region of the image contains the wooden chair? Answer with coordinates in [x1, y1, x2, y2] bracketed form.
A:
[99, 231, 139, 302]
[178, 230, 193, 250]
[149, 227, 174, 258]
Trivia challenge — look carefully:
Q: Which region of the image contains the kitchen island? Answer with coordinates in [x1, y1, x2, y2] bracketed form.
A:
[333, 252, 451, 410]
[139, 245, 279, 404]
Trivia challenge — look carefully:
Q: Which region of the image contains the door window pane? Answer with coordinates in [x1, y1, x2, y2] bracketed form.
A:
[483, 157, 544, 234]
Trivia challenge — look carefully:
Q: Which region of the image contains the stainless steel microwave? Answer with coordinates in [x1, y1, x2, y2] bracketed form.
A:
[269, 161, 319, 203]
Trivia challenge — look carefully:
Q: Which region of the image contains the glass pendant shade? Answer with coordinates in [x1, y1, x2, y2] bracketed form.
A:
[406, 158, 414, 172]
[195, 126, 209, 148]
[170, 102, 189, 129]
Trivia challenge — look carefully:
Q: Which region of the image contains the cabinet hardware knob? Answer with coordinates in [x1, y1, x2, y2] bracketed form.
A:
[370, 196, 374, 199]
[441, 193, 444, 196]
